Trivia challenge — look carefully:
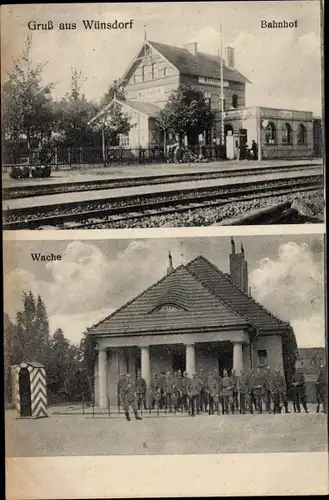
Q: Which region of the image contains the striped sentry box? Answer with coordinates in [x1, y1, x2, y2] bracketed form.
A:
[12, 362, 48, 419]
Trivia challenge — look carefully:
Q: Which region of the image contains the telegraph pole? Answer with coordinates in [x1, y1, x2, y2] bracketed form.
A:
[220, 23, 225, 147]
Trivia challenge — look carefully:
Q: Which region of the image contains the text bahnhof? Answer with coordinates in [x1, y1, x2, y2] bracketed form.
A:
[27, 20, 135, 31]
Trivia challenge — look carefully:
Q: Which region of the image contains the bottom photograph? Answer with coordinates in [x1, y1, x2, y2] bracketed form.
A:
[4, 233, 327, 457]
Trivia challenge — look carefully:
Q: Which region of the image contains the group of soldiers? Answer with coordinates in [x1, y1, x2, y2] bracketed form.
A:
[117, 365, 327, 421]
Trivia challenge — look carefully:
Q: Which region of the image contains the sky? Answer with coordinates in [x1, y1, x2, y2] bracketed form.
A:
[1, 1, 323, 115]
[4, 234, 325, 349]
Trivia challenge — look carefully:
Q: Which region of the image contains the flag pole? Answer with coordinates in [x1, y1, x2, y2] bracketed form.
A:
[220, 23, 224, 147]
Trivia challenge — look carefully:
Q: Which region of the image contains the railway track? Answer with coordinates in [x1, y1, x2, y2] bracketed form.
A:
[2, 163, 322, 200]
[3, 174, 323, 230]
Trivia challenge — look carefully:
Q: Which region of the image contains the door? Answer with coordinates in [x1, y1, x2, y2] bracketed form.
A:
[19, 368, 32, 417]
[172, 352, 186, 373]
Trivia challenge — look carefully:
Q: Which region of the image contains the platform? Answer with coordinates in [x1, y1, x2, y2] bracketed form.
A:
[3, 168, 323, 211]
[2, 158, 323, 189]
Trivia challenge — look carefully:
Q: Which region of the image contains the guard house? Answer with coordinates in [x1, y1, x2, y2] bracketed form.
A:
[87, 240, 297, 408]
[12, 361, 48, 418]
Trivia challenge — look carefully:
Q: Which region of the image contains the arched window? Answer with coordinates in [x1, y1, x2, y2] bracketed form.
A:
[297, 123, 307, 145]
[265, 122, 277, 144]
[232, 94, 239, 108]
[282, 123, 292, 145]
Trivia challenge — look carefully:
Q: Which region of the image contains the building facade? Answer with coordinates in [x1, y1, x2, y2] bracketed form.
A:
[92, 39, 317, 159]
[87, 240, 297, 408]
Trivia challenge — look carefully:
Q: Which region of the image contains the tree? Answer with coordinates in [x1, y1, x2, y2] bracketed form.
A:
[2, 34, 55, 161]
[53, 67, 99, 147]
[156, 84, 215, 146]
[100, 79, 126, 108]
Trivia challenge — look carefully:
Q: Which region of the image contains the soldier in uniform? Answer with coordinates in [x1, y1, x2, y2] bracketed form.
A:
[237, 370, 248, 414]
[230, 370, 239, 412]
[188, 373, 203, 416]
[173, 370, 183, 411]
[272, 369, 290, 414]
[117, 373, 126, 411]
[250, 367, 263, 413]
[247, 368, 256, 413]
[221, 369, 233, 414]
[164, 370, 175, 412]
[263, 365, 274, 413]
[199, 369, 208, 412]
[208, 370, 221, 415]
[150, 372, 161, 412]
[158, 371, 166, 409]
[292, 367, 308, 413]
[122, 373, 142, 421]
[316, 364, 327, 413]
[182, 371, 191, 411]
[135, 371, 147, 411]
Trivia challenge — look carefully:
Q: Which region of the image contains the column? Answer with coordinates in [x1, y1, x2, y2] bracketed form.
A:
[185, 344, 196, 377]
[233, 341, 244, 375]
[98, 348, 108, 409]
[141, 346, 151, 391]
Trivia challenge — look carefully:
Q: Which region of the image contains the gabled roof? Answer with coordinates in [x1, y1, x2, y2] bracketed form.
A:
[88, 255, 292, 338]
[148, 40, 250, 83]
[186, 256, 290, 333]
[88, 266, 246, 336]
[89, 98, 160, 124]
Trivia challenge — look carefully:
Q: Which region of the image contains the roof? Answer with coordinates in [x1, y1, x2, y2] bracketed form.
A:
[89, 266, 246, 336]
[88, 256, 291, 338]
[186, 256, 290, 333]
[121, 100, 161, 117]
[148, 40, 250, 84]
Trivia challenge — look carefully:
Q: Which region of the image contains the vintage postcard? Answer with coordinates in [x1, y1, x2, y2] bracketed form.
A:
[2, 1, 328, 499]
[1, 0, 325, 229]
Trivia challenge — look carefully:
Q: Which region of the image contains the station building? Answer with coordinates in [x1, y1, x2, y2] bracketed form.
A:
[93, 39, 318, 159]
[87, 239, 297, 408]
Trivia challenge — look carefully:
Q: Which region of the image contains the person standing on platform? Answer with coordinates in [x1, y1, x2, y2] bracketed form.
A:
[237, 370, 248, 414]
[135, 371, 147, 411]
[292, 367, 308, 413]
[122, 373, 142, 421]
[316, 364, 327, 413]
[188, 373, 203, 416]
[221, 369, 233, 414]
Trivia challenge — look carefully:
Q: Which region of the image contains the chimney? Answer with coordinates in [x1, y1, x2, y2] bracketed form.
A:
[225, 46, 234, 68]
[229, 239, 248, 294]
[167, 251, 174, 275]
[183, 42, 198, 56]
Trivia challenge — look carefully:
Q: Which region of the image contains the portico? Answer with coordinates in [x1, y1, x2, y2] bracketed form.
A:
[95, 329, 250, 407]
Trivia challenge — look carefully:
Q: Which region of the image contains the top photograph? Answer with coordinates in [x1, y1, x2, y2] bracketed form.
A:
[2, 1, 324, 230]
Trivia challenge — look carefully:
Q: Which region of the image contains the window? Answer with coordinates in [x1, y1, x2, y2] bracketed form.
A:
[257, 349, 268, 366]
[133, 75, 137, 84]
[141, 66, 145, 82]
[265, 122, 277, 144]
[282, 123, 292, 145]
[151, 63, 157, 79]
[119, 134, 129, 147]
[297, 123, 307, 145]
[232, 94, 239, 108]
[163, 67, 167, 77]
[204, 91, 211, 107]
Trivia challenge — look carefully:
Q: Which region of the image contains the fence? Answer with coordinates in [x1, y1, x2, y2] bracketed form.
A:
[2, 144, 227, 171]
